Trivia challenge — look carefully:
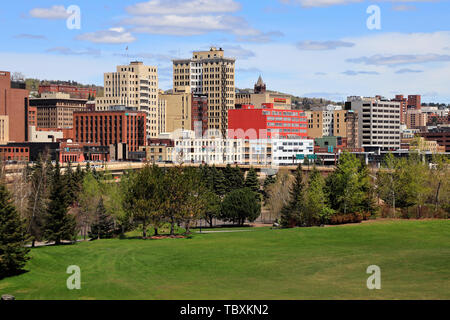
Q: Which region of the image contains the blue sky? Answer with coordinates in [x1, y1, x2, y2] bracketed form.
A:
[1, 0, 450, 102]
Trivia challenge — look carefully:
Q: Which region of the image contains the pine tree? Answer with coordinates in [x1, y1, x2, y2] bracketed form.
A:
[89, 198, 114, 240]
[212, 166, 227, 197]
[263, 175, 276, 203]
[0, 182, 30, 279]
[245, 167, 260, 194]
[44, 162, 77, 245]
[65, 162, 78, 206]
[26, 156, 48, 247]
[281, 164, 306, 227]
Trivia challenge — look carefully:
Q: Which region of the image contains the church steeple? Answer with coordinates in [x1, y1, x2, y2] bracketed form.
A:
[254, 75, 266, 94]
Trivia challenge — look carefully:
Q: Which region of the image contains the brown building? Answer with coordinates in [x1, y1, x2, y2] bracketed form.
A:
[420, 128, 450, 152]
[141, 138, 174, 163]
[406, 110, 428, 129]
[0, 71, 29, 142]
[192, 94, 208, 137]
[408, 95, 421, 110]
[28, 106, 37, 128]
[39, 84, 97, 100]
[254, 75, 266, 94]
[392, 95, 408, 124]
[30, 93, 87, 129]
[345, 110, 359, 149]
[73, 110, 147, 152]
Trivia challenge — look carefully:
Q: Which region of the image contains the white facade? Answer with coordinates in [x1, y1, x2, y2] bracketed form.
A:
[347, 96, 401, 150]
[172, 132, 314, 166]
[174, 137, 244, 165]
[272, 139, 314, 166]
[28, 126, 63, 143]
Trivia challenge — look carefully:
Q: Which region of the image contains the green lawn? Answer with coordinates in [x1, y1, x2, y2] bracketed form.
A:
[0, 220, 449, 300]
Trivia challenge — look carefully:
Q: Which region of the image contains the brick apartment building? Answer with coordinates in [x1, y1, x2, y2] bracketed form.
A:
[420, 128, 450, 152]
[0, 71, 29, 142]
[392, 95, 408, 124]
[39, 84, 97, 100]
[73, 110, 147, 152]
[408, 95, 421, 110]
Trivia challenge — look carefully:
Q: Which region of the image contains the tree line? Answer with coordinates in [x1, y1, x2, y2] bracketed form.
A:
[263, 151, 449, 227]
[0, 159, 264, 278]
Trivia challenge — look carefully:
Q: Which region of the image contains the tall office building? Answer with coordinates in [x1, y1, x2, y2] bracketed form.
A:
[173, 47, 235, 137]
[0, 71, 29, 142]
[96, 61, 159, 138]
[346, 96, 401, 150]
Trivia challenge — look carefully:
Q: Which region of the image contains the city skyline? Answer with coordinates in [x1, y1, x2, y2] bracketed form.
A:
[1, 0, 450, 102]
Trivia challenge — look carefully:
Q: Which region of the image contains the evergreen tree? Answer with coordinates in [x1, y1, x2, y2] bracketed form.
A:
[220, 188, 261, 226]
[281, 164, 306, 227]
[262, 175, 276, 204]
[89, 198, 114, 239]
[26, 156, 48, 247]
[44, 162, 77, 245]
[65, 162, 79, 206]
[303, 166, 330, 226]
[245, 167, 260, 194]
[0, 182, 30, 279]
[212, 166, 227, 197]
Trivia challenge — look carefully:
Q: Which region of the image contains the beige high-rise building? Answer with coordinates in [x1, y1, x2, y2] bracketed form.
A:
[306, 109, 359, 148]
[173, 47, 235, 137]
[96, 61, 159, 138]
[160, 88, 192, 134]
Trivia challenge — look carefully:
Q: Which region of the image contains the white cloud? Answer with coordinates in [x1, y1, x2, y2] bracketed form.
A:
[120, 0, 280, 41]
[29, 5, 70, 19]
[342, 70, 380, 75]
[235, 31, 450, 102]
[223, 45, 255, 59]
[281, 0, 440, 8]
[14, 34, 47, 40]
[76, 28, 137, 44]
[126, 0, 241, 15]
[395, 68, 423, 73]
[47, 47, 101, 56]
[297, 40, 355, 50]
[392, 4, 417, 11]
[347, 54, 450, 66]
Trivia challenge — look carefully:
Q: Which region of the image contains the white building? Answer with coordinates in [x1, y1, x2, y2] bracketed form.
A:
[170, 130, 314, 166]
[272, 139, 314, 166]
[347, 96, 401, 150]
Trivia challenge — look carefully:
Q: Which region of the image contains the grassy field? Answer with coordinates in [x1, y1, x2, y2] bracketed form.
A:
[0, 220, 449, 300]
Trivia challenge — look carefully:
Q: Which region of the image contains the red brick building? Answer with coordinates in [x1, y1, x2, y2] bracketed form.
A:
[0, 71, 29, 142]
[0, 145, 30, 161]
[408, 95, 421, 110]
[228, 103, 308, 140]
[59, 142, 109, 163]
[421, 128, 450, 152]
[392, 95, 408, 124]
[192, 94, 208, 137]
[73, 110, 147, 152]
[28, 106, 37, 128]
[39, 84, 97, 100]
